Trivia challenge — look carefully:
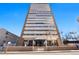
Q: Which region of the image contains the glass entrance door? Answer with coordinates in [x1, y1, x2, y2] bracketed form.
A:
[34, 40, 45, 46]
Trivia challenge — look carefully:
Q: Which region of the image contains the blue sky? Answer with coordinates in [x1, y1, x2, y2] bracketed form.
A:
[0, 3, 79, 36]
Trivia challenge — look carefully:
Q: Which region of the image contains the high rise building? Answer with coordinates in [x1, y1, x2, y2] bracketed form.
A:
[17, 3, 63, 50]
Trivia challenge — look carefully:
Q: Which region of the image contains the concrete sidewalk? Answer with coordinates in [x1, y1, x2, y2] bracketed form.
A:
[1, 50, 79, 55]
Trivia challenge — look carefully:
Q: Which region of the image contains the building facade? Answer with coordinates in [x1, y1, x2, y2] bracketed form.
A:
[0, 28, 19, 46]
[17, 3, 63, 50]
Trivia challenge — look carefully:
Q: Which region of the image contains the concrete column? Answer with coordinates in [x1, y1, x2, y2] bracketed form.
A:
[32, 40, 34, 51]
[45, 40, 47, 47]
